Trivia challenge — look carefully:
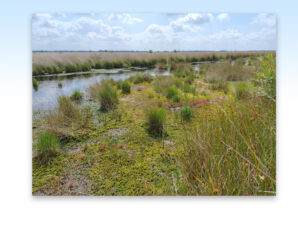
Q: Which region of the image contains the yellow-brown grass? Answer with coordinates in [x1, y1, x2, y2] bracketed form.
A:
[32, 51, 274, 66]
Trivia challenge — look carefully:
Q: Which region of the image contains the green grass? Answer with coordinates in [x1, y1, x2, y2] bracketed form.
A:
[166, 86, 178, 99]
[33, 78, 39, 91]
[234, 82, 251, 100]
[121, 81, 131, 94]
[130, 73, 154, 84]
[35, 131, 60, 164]
[179, 97, 275, 195]
[58, 82, 63, 88]
[210, 81, 229, 94]
[96, 80, 119, 112]
[173, 94, 181, 102]
[32, 54, 275, 196]
[146, 107, 167, 137]
[180, 106, 192, 121]
[70, 90, 83, 101]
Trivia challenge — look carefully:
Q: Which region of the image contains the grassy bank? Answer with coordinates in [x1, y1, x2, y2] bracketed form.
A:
[32, 51, 274, 76]
[32, 54, 275, 195]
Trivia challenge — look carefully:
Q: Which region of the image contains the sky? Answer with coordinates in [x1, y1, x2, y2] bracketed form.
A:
[32, 13, 276, 51]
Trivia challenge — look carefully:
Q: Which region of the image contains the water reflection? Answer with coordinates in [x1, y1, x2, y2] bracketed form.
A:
[32, 69, 170, 111]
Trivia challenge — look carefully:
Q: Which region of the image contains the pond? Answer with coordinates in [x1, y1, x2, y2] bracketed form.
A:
[32, 69, 170, 112]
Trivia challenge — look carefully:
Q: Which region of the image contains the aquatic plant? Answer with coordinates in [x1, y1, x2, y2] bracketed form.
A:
[58, 82, 62, 88]
[33, 78, 39, 91]
[70, 90, 83, 102]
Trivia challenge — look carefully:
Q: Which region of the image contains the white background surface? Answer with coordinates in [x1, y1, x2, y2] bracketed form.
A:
[0, 0, 297, 229]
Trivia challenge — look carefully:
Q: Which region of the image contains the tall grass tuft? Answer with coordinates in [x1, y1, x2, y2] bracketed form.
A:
[179, 98, 275, 195]
[121, 81, 131, 94]
[146, 107, 167, 137]
[210, 81, 229, 94]
[58, 82, 63, 88]
[91, 80, 119, 112]
[180, 106, 192, 121]
[166, 86, 178, 99]
[47, 96, 91, 140]
[70, 90, 83, 102]
[234, 82, 251, 100]
[35, 131, 59, 164]
[33, 78, 39, 91]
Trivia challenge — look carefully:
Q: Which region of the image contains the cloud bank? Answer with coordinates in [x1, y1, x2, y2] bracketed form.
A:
[32, 13, 276, 51]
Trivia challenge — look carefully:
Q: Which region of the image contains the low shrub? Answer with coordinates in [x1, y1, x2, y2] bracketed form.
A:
[180, 106, 192, 121]
[35, 131, 59, 164]
[58, 82, 63, 88]
[121, 81, 131, 94]
[146, 107, 167, 137]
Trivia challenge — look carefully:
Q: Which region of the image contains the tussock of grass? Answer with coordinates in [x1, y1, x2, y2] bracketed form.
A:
[90, 80, 119, 112]
[210, 81, 229, 94]
[129, 73, 153, 84]
[166, 86, 178, 99]
[180, 106, 192, 121]
[234, 82, 251, 100]
[47, 96, 92, 140]
[58, 82, 62, 88]
[146, 107, 167, 137]
[33, 78, 39, 91]
[35, 131, 60, 164]
[70, 90, 83, 101]
[121, 81, 131, 94]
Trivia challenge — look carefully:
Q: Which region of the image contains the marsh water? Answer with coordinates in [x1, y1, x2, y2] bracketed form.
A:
[33, 69, 170, 112]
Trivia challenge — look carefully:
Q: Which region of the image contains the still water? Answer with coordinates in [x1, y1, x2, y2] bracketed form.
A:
[32, 69, 170, 112]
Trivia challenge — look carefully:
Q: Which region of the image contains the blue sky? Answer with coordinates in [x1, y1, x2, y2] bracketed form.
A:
[32, 13, 276, 51]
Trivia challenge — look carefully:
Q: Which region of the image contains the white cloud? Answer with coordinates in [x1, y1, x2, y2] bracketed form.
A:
[108, 13, 143, 24]
[252, 13, 276, 26]
[32, 13, 276, 51]
[217, 13, 230, 22]
[210, 29, 241, 40]
[175, 13, 213, 25]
